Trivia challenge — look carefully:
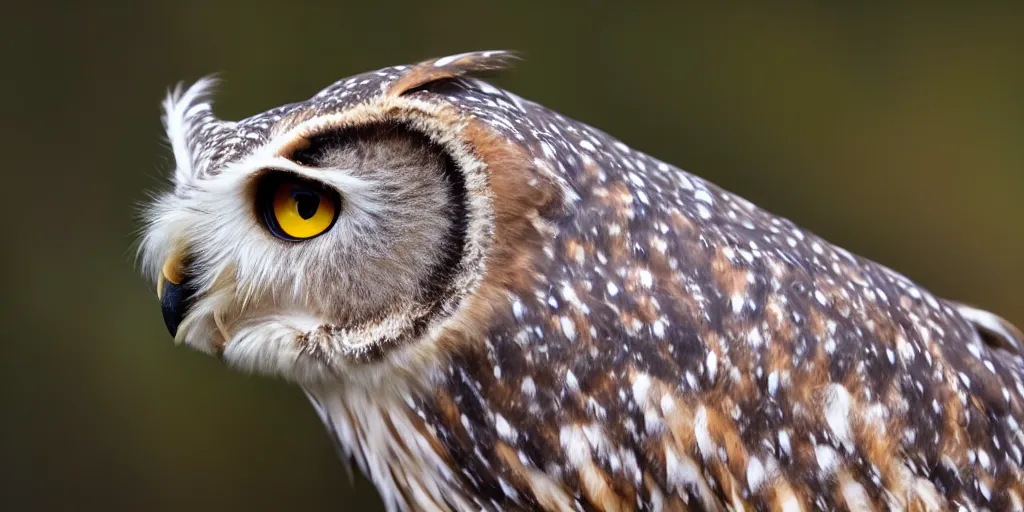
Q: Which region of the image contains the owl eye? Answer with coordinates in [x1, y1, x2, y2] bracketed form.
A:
[256, 173, 341, 241]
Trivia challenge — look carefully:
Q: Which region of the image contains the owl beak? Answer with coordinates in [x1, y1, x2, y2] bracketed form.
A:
[157, 257, 193, 337]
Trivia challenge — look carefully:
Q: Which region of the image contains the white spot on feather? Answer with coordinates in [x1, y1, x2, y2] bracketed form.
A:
[747, 328, 763, 348]
[824, 384, 854, 450]
[511, 299, 525, 321]
[840, 478, 871, 511]
[664, 446, 702, 494]
[697, 204, 712, 220]
[559, 425, 590, 467]
[606, 282, 619, 297]
[694, 406, 716, 459]
[565, 370, 579, 392]
[978, 449, 991, 469]
[652, 320, 666, 339]
[732, 295, 745, 314]
[896, 336, 914, 362]
[778, 430, 791, 457]
[632, 374, 651, 405]
[638, 270, 654, 288]
[815, 445, 838, 474]
[521, 377, 536, 398]
[746, 456, 766, 491]
[781, 494, 802, 512]
[559, 316, 576, 341]
[495, 414, 516, 442]
[979, 480, 992, 501]
[660, 394, 675, 414]
[967, 343, 981, 359]
[706, 351, 718, 382]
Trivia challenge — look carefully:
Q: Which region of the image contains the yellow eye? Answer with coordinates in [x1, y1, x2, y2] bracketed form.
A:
[258, 174, 340, 241]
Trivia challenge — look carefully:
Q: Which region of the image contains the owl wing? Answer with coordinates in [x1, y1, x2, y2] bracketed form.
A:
[408, 64, 1024, 511]
[302, 53, 1024, 511]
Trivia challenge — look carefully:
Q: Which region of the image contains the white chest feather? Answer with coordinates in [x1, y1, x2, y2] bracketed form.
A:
[304, 385, 479, 512]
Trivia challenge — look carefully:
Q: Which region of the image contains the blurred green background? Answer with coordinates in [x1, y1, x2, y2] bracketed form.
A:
[1, 2, 1022, 510]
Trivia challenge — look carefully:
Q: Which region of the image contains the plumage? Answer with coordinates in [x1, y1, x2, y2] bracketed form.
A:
[140, 51, 1024, 511]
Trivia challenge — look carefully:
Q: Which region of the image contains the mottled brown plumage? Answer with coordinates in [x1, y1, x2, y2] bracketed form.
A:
[141, 52, 1024, 511]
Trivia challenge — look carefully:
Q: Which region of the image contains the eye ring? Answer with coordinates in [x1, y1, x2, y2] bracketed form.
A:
[256, 172, 341, 242]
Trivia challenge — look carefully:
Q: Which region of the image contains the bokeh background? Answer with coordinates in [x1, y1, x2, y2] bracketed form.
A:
[2, 2, 1022, 510]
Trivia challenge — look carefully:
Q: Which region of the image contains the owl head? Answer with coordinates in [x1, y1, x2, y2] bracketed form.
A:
[139, 52, 557, 388]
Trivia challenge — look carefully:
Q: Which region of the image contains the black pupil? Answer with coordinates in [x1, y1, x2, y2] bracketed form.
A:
[293, 189, 320, 220]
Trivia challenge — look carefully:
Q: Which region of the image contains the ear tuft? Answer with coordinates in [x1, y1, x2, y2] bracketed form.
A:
[386, 50, 520, 98]
[162, 76, 220, 183]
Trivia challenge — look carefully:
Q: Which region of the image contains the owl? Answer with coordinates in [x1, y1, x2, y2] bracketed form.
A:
[140, 51, 1024, 511]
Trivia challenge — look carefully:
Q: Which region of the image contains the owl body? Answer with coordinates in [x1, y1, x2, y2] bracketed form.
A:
[142, 52, 1024, 511]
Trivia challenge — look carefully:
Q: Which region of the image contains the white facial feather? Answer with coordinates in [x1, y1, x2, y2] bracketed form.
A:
[142, 154, 433, 381]
[144, 87, 495, 392]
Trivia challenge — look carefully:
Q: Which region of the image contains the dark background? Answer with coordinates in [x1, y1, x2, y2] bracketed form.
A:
[2, 2, 1022, 510]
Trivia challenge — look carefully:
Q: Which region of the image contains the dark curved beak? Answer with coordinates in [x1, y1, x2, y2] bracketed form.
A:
[157, 257, 193, 337]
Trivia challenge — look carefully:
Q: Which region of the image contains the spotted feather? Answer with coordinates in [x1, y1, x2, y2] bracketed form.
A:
[143, 51, 1024, 511]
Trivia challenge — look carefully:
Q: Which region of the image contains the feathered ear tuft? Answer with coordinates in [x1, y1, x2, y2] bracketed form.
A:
[162, 76, 220, 184]
[387, 50, 520, 98]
